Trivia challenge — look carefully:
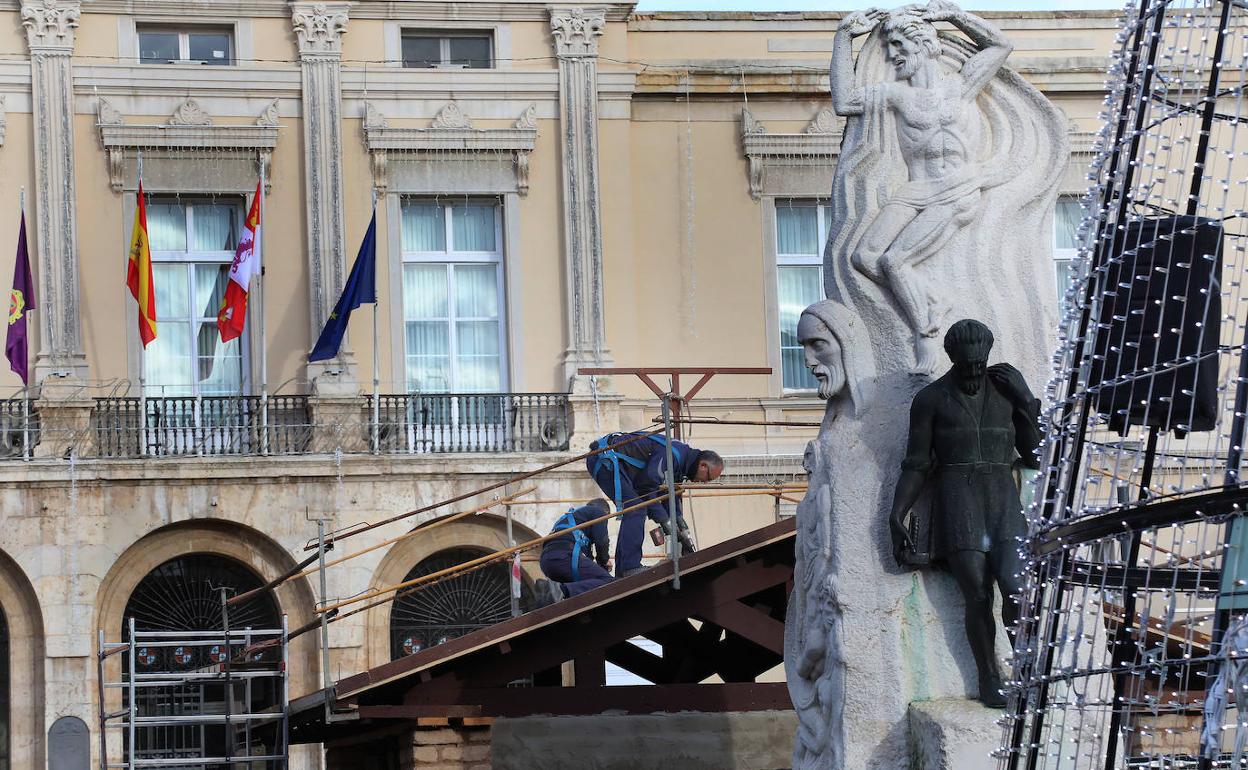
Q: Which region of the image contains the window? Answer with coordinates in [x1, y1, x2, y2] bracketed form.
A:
[145, 198, 246, 396]
[138, 26, 233, 65]
[1054, 196, 1081, 307]
[401, 199, 505, 393]
[401, 31, 492, 68]
[776, 200, 832, 391]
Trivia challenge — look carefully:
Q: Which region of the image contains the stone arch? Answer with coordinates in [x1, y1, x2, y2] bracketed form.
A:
[363, 512, 542, 669]
[95, 519, 319, 708]
[0, 548, 45, 770]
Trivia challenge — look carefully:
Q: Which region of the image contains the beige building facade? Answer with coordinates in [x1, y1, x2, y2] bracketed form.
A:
[0, 1, 1116, 767]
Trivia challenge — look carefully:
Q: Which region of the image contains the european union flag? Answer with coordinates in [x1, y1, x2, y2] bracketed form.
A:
[309, 211, 377, 362]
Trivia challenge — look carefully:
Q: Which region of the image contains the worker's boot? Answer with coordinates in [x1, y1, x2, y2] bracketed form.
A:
[534, 579, 564, 609]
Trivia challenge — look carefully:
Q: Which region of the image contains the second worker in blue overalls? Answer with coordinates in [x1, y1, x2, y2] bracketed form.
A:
[587, 432, 725, 577]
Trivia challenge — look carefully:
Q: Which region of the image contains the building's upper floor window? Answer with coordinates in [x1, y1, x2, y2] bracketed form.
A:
[775, 200, 831, 392]
[1054, 196, 1081, 308]
[145, 197, 246, 396]
[401, 198, 506, 394]
[401, 31, 493, 69]
[138, 26, 233, 65]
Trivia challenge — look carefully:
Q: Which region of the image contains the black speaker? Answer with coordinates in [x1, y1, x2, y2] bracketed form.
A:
[1089, 215, 1223, 437]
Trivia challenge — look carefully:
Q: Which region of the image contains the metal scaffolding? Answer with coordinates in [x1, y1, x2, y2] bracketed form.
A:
[97, 617, 289, 770]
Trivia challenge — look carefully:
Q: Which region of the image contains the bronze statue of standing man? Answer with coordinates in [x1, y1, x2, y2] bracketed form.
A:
[889, 319, 1041, 708]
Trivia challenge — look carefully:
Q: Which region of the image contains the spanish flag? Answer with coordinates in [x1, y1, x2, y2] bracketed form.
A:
[127, 181, 156, 347]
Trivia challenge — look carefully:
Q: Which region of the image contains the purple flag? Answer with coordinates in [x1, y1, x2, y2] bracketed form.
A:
[6, 212, 35, 384]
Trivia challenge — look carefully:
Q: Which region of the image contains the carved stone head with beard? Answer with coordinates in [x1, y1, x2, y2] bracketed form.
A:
[882, 12, 941, 81]
[797, 311, 847, 400]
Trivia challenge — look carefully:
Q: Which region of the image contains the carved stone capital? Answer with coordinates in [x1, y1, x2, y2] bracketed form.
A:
[550, 7, 605, 58]
[291, 1, 349, 57]
[20, 0, 80, 52]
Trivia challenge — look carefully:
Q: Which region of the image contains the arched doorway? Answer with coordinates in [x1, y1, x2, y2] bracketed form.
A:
[122, 554, 281, 765]
[389, 546, 534, 659]
[0, 605, 8, 770]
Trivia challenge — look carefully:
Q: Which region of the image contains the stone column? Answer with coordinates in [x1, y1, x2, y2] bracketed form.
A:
[291, 2, 356, 394]
[22, 0, 88, 383]
[550, 8, 612, 389]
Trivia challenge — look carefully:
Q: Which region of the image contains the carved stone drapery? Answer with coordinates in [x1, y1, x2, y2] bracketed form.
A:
[550, 7, 610, 384]
[23, 0, 86, 381]
[292, 1, 351, 385]
[96, 98, 279, 194]
[740, 107, 841, 201]
[361, 103, 538, 196]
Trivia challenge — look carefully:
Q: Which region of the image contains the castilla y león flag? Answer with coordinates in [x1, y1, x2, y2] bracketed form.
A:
[6, 210, 35, 384]
[127, 181, 157, 347]
[217, 180, 262, 342]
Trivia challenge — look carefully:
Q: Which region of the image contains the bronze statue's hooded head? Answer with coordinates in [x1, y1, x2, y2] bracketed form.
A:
[944, 319, 993, 394]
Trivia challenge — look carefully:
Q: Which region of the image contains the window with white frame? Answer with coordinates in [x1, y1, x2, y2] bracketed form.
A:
[138, 25, 233, 65]
[145, 198, 246, 396]
[401, 31, 493, 68]
[400, 199, 506, 394]
[1054, 196, 1081, 307]
[776, 200, 832, 391]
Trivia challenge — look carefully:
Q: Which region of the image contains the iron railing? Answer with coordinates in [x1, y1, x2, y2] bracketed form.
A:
[92, 395, 312, 458]
[0, 398, 38, 459]
[371, 392, 571, 454]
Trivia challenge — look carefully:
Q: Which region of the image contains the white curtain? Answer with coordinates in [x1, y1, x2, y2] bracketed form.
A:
[404, 264, 451, 392]
[192, 204, 237, 251]
[1055, 198, 1081, 250]
[454, 264, 498, 318]
[402, 202, 445, 252]
[778, 265, 822, 390]
[776, 205, 819, 255]
[148, 203, 186, 252]
[451, 204, 496, 252]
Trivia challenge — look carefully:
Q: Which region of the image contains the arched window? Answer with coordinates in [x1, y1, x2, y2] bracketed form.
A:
[0, 605, 8, 770]
[389, 547, 532, 659]
[122, 554, 280, 764]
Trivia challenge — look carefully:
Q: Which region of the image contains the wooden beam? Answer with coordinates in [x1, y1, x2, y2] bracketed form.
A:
[574, 650, 606, 688]
[698, 601, 785, 655]
[375, 683, 792, 718]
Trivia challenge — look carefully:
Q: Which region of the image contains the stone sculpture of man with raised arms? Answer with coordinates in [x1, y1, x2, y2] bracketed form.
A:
[830, 1, 1016, 372]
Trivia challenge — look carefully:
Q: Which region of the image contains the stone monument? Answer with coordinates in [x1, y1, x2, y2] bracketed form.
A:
[784, 2, 1066, 767]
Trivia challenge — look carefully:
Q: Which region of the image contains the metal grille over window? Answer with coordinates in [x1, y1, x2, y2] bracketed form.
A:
[390, 547, 532, 660]
[998, 1, 1248, 768]
[101, 554, 289, 769]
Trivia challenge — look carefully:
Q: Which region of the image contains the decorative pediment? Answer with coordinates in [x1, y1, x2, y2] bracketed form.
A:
[363, 103, 539, 196]
[96, 98, 280, 193]
[741, 107, 841, 200]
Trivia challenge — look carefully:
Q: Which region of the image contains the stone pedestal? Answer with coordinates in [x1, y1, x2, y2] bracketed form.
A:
[908, 699, 1002, 770]
[399, 725, 491, 770]
[567, 391, 622, 453]
[308, 396, 368, 454]
[33, 383, 94, 459]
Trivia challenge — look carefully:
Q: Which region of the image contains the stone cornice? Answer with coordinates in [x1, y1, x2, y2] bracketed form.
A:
[740, 106, 840, 200]
[291, 1, 349, 58]
[20, 0, 80, 53]
[96, 97, 280, 192]
[22, 0, 635, 22]
[550, 7, 606, 58]
[362, 101, 538, 195]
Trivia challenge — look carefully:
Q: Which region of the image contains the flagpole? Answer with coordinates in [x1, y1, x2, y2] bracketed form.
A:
[19, 187, 29, 462]
[259, 162, 269, 456]
[137, 151, 147, 459]
[370, 190, 380, 454]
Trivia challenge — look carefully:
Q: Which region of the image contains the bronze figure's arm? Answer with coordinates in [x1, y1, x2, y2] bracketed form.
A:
[890, 393, 934, 564]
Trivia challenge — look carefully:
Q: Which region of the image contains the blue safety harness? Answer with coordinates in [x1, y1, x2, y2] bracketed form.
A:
[552, 509, 592, 581]
[590, 433, 683, 510]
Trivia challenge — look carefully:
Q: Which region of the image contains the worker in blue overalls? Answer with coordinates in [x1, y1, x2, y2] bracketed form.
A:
[535, 498, 614, 607]
[587, 432, 725, 577]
